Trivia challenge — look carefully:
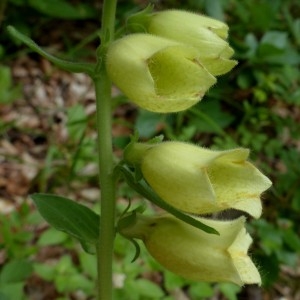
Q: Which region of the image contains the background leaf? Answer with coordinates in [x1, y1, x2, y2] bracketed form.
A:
[0, 259, 32, 284]
[28, 0, 97, 20]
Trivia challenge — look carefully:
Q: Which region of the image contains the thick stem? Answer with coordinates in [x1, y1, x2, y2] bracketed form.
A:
[94, 0, 117, 299]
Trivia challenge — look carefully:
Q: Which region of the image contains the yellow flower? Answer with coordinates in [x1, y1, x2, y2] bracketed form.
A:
[127, 9, 237, 75]
[106, 34, 216, 113]
[124, 141, 272, 218]
[120, 213, 261, 286]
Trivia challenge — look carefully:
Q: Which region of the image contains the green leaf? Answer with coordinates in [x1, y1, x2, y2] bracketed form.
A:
[28, 0, 97, 20]
[219, 283, 241, 300]
[136, 110, 165, 138]
[248, 2, 275, 31]
[117, 210, 142, 262]
[277, 250, 298, 267]
[189, 101, 234, 135]
[7, 26, 95, 76]
[79, 252, 97, 280]
[31, 194, 99, 246]
[292, 188, 300, 211]
[283, 229, 300, 252]
[117, 165, 219, 235]
[55, 273, 94, 293]
[67, 104, 87, 141]
[260, 31, 288, 49]
[188, 282, 214, 298]
[0, 291, 10, 300]
[128, 238, 141, 262]
[0, 66, 11, 90]
[34, 263, 56, 281]
[37, 227, 69, 246]
[134, 279, 164, 298]
[0, 259, 32, 284]
[0, 283, 24, 300]
[164, 271, 186, 291]
[204, 0, 224, 21]
[0, 65, 21, 104]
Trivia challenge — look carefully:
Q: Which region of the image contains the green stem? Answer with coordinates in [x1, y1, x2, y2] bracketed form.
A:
[94, 0, 117, 299]
[94, 74, 116, 300]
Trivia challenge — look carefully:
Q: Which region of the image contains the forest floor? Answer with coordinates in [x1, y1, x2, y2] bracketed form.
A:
[1, 54, 300, 300]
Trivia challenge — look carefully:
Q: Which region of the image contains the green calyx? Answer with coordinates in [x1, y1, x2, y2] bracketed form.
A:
[126, 4, 154, 33]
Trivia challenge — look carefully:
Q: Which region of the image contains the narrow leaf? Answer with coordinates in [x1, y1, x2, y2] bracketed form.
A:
[118, 166, 219, 235]
[31, 193, 99, 244]
[129, 238, 141, 262]
[7, 26, 95, 76]
[28, 0, 97, 20]
[79, 240, 97, 255]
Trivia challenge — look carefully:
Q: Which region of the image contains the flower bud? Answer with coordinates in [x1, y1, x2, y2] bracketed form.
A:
[124, 141, 272, 218]
[121, 213, 261, 286]
[106, 34, 216, 113]
[127, 9, 237, 75]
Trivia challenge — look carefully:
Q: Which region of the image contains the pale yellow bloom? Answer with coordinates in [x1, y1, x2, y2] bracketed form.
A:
[106, 34, 216, 113]
[120, 213, 261, 286]
[124, 141, 272, 218]
[127, 9, 237, 75]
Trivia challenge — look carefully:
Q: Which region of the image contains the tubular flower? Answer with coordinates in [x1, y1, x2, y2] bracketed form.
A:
[106, 34, 216, 113]
[124, 141, 272, 218]
[120, 213, 261, 286]
[127, 9, 237, 75]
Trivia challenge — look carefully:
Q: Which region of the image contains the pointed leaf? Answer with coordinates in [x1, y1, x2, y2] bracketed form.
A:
[118, 165, 219, 235]
[7, 26, 95, 76]
[0, 259, 33, 284]
[79, 240, 97, 255]
[31, 193, 99, 244]
[129, 238, 141, 262]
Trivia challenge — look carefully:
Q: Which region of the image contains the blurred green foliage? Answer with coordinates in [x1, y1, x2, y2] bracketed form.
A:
[1, 0, 300, 299]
